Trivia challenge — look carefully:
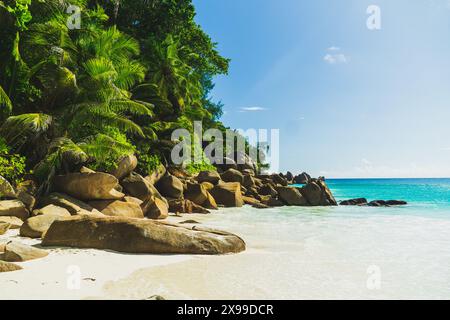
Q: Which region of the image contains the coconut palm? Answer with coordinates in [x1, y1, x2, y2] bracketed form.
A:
[145, 35, 202, 117]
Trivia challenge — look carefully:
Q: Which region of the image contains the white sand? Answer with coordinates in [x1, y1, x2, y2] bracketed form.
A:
[2, 206, 450, 299]
[0, 228, 190, 300]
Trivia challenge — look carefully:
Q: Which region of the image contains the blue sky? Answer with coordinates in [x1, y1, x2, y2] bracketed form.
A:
[193, 0, 450, 178]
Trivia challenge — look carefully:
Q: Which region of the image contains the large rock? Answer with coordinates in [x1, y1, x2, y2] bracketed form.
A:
[0, 260, 23, 273]
[53, 172, 124, 201]
[0, 200, 29, 220]
[3, 241, 49, 262]
[203, 192, 218, 210]
[17, 191, 36, 211]
[88, 200, 144, 218]
[168, 199, 210, 214]
[32, 204, 71, 217]
[196, 171, 221, 185]
[141, 197, 169, 219]
[258, 184, 278, 197]
[293, 172, 311, 184]
[0, 176, 15, 199]
[285, 171, 294, 182]
[220, 169, 244, 184]
[271, 174, 288, 186]
[122, 172, 167, 204]
[42, 216, 246, 255]
[299, 179, 337, 206]
[145, 164, 167, 185]
[243, 175, 256, 188]
[210, 182, 244, 208]
[0, 216, 23, 229]
[110, 155, 137, 180]
[39, 193, 103, 216]
[276, 187, 308, 206]
[20, 215, 68, 238]
[156, 175, 184, 199]
[184, 182, 208, 205]
[0, 222, 11, 235]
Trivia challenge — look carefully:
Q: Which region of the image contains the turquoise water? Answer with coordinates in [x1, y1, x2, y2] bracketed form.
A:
[172, 178, 450, 299]
[327, 178, 450, 207]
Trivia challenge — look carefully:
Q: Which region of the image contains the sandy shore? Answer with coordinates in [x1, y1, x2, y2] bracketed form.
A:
[0, 227, 191, 300]
[2, 206, 450, 300]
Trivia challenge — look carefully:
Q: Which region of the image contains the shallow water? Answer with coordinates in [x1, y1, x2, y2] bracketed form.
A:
[104, 179, 450, 300]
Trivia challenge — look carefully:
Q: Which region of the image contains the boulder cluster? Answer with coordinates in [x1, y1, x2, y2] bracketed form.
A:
[0, 154, 339, 272]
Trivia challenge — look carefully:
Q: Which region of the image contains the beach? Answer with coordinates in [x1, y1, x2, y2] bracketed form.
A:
[1, 179, 450, 300]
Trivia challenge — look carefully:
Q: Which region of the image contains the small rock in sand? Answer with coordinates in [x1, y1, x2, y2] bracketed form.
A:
[3, 241, 49, 262]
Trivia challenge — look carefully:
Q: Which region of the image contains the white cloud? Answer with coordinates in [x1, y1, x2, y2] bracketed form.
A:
[239, 106, 267, 112]
[323, 46, 349, 65]
[324, 53, 348, 64]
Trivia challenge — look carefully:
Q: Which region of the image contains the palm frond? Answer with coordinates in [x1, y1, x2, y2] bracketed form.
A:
[0, 85, 12, 116]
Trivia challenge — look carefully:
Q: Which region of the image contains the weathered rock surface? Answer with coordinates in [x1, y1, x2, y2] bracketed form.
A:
[53, 172, 124, 201]
[293, 172, 311, 184]
[203, 192, 218, 210]
[0, 260, 23, 273]
[270, 174, 288, 186]
[368, 200, 408, 207]
[0, 176, 16, 199]
[42, 216, 246, 255]
[0, 200, 29, 220]
[276, 187, 308, 206]
[0, 216, 23, 229]
[184, 182, 208, 205]
[110, 155, 137, 180]
[32, 204, 71, 217]
[121, 172, 167, 204]
[340, 198, 368, 206]
[3, 241, 49, 262]
[124, 196, 143, 206]
[20, 215, 67, 238]
[299, 180, 337, 206]
[88, 200, 144, 218]
[145, 164, 167, 185]
[210, 182, 244, 208]
[168, 199, 210, 214]
[220, 169, 244, 184]
[141, 197, 169, 219]
[39, 193, 103, 216]
[0, 222, 11, 235]
[17, 191, 35, 211]
[258, 184, 278, 197]
[156, 175, 184, 199]
[196, 171, 221, 185]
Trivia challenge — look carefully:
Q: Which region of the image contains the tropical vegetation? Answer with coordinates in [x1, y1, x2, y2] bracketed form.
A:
[0, 0, 261, 193]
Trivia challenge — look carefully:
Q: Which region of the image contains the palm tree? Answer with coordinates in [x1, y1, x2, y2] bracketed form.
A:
[145, 35, 202, 117]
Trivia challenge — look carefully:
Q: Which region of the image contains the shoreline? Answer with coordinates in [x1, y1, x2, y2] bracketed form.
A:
[0, 227, 192, 300]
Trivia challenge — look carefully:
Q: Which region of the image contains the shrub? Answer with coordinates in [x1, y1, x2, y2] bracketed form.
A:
[0, 138, 27, 184]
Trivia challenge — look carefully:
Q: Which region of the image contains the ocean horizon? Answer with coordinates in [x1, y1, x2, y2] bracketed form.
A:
[88, 178, 450, 299]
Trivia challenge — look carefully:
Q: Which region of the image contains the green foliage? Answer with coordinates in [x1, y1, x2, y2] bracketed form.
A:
[80, 133, 134, 172]
[0, 0, 252, 191]
[0, 137, 26, 183]
[185, 161, 216, 175]
[136, 153, 162, 176]
[4, 0, 32, 31]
